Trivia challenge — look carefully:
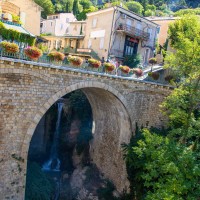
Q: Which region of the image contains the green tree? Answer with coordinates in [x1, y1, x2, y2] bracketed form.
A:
[73, 0, 83, 16]
[34, 0, 55, 18]
[77, 6, 98, 20]
[126, 1, 144, 15]
[79, 0, 92, 9]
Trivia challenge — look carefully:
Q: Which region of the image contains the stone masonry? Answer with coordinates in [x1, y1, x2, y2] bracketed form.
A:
[0, 58, 171, 199]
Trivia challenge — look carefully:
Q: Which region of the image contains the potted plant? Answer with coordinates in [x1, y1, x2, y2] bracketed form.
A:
[149, 71, 159, 80]
[67, 55, 83, 66]
[132, 68, 143, 77]
[24, 46, 43, 60]
[149, 57, 157, 71]
[0, 41, 19, 53]
[48, 51, 65, 62]
[12, 14, 22, 25]
[88, 58, 101, 68]
[104, 62, 116, 72]
[119, 66, 130, 74]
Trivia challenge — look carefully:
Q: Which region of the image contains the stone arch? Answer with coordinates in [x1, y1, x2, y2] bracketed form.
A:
[22, 81, 132, 194]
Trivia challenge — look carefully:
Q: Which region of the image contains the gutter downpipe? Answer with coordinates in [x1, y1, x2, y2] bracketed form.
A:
[108, 7, 117, 59]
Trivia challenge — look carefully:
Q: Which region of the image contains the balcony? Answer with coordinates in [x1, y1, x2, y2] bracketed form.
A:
[116, 24, 150, 41]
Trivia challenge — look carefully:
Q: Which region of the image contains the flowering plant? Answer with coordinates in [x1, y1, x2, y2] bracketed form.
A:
[0, 41, 19, 53]
[132, 68, 143, 77]
[104, 62, 116, 72]
[48, 51, 65, 61]
[68, 55, 83, 66]
[119, 65, 130, 74]
[88, 58, 101, 68]
[24, 46, 43, 60]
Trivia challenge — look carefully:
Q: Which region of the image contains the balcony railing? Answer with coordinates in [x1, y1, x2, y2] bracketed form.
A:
[116, 24, 150, 41]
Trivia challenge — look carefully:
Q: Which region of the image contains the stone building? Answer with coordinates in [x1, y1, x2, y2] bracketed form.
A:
[1, 0, 42, 35]
[84, 6, 160, 65]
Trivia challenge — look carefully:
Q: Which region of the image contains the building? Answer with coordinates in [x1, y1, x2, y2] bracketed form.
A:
[41, 13, 76, 36]
[146, 16, 178, 46]
[84, 6, 159, 65]
[1, 0, 42, 35]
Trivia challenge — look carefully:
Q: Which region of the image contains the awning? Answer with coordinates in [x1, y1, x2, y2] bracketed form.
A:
[2, 21, 35, 37]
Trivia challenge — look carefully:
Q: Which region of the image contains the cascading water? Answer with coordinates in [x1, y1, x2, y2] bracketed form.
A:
[43, 102, 63, 171]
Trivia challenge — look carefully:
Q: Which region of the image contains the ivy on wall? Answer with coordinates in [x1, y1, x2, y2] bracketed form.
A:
[0, 22, 36, 46]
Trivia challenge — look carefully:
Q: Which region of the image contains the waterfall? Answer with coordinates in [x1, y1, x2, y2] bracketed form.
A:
[43, 102, 63, 171]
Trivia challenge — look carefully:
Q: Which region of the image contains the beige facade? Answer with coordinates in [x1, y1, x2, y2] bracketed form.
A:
[1, 0, 42, 35]
[42, 21, 86, 53]
[84, 6, 159, 65]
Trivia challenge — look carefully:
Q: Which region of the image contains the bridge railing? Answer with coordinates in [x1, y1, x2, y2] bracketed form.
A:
[0, 49, 142, 78]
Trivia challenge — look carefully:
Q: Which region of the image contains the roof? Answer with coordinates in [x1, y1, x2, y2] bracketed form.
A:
[146, 17, 180, 21]
[70, 21, 86, 24]
[87, 6, 159, 27]
[2, 21, 35, 37]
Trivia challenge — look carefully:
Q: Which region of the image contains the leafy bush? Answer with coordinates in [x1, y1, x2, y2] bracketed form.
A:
[0, 41, 19, 53]
[25, 162, 54, 200]
[24, 46, 43, 60]
[123, 54, 141, 68]
[48, 51, 65, 61]
[123, 129, 200, 200]
[148, 57, 157, 65]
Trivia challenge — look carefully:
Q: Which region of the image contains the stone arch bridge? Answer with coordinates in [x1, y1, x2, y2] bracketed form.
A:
[0, 58, 171, 199]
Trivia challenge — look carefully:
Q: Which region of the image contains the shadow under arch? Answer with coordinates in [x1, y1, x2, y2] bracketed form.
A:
[23, 81, 132, 194]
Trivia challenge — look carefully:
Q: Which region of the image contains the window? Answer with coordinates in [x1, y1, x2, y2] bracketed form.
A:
[51, 22, 53, 26]
[60, 24, 63, 30]
[88, 39, 92, 48]
[66, 18, 69, 23]
[99, 37, 104, 49]
[147, 28, 152, 39]
[136, 22, 142, 30]
[92, 18, 97, 28]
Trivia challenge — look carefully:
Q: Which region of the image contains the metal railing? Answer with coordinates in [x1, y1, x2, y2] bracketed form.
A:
[116, 24, 150, 41]
[0, 49, 137, 78]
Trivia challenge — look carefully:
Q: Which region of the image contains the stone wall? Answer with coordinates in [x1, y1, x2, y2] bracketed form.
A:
[0, 59, 171, 199]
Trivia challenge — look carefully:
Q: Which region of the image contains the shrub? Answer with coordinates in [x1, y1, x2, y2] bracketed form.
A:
[48, 51, 65, 62]
[119, 66, 130, 74]
[104, 62, 116, 72]
[67, 55, 83, 66]
[88, 58, 101, 68]
[24, 46, 43, 60]
[0, 41, 19, 53]
[132, 68, 143, 77]
[123, 54, 141, 68]
[165, 75, 174, 82]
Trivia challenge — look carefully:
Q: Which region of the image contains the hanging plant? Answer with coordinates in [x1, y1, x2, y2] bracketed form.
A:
[48, 51, 65, 62]
[132, 68, 143, 77]
[151, 72, 160, 80]
[119, 66, 130, 74]
[88, 58, 101, 68]
[0, 41, 19, 53]
[104, 62, 116, 72]
[24, 46, 43, 60]
[67, 55, 83, 66]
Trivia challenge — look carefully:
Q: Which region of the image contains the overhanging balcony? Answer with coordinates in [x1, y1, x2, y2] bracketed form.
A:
[116, 24, 150, 41]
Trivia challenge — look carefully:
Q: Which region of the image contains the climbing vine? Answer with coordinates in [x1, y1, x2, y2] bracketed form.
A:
[0, 22, 36, 46]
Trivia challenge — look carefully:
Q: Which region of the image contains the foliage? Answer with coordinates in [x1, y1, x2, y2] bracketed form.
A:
[149, 71, 159, 80]
[25, 162, 54, 200]
[37, 43, 48, 53]
[0, 41, 19, 53]
[148, 57, 157, 65]
[34, 0, 55, 18]
[104, 62, 116, 72]
[80, 0, 92, 9]
[123, 129, 200, 200]
[174, 8, 200, 16]
[126, 1, 144, 15]
[119, 66, 130, 74]
[48, 51, 65, 61]
[88, 58, 101, 68]
[123, 54, 141, 69]
[77, 6, 98, 20]
[0, 22, 36, 46]
[67, 55, 83, 66]
[11, 14, 22, 24]
[24, 46, 43, 60]
[144, 9, 155, 16]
